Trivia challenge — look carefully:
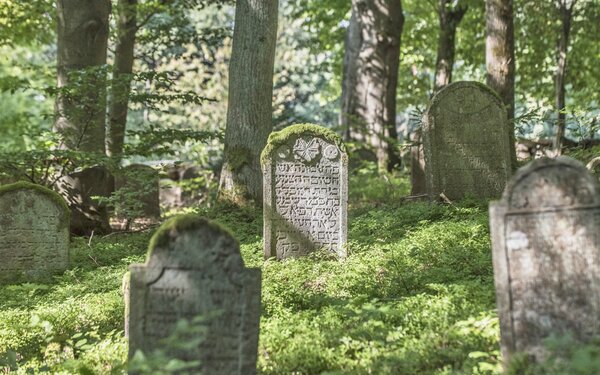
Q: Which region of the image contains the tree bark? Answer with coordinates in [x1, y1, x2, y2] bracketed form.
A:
[107, 0, 138, 159]
[340, 0, 404, 172]
[55, 0, 111, 152]
[219, 0, 278, 205]
[434, 0, 468, 91]
[486, 0, 517, 170]
[553, 0, 577, 155]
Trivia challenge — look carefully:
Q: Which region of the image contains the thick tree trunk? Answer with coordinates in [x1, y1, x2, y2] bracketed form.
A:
[107, 0, 137, 159]
[434, 0, 467, 91]
[554, 0, 577, 155]
[486, 0, 517, 170]
[55, 0, 112, 235]
[340, 0, 404, 172]
[219, 0, 278, 205]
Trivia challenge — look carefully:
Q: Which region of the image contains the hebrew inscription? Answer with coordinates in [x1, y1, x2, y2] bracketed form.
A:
[127, 216, 261, 375]
[490, 157, 600, 365]
[262, 124, 348, 259]
[0, 183, 70, 283]
[423, 81, 512, 200]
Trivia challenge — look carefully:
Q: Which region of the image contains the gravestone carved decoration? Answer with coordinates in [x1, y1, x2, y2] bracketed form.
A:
[127, 215, 261, 375]
[0, 182, 70, 283]
[490, 156, 600, 365]
[423, 81, 512, 200]
[262, 124, 348, 259]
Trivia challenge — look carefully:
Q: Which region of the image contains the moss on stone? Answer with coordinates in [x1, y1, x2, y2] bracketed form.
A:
[260, 123, 346, 165]
[147, 214, 237, 258]
[0, 181, 70, 217]
[429, 81, 505, 111]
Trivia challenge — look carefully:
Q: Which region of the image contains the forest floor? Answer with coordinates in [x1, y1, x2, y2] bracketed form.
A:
[0, 156, 598, 374]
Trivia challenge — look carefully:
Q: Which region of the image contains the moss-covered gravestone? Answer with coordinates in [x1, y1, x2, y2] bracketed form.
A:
[423, 81, 512, 200]
[0, 182, 70, 283]
[262, 124, 348, 259]
[127, 215, 261, 375]
[490, 157, 600, 365]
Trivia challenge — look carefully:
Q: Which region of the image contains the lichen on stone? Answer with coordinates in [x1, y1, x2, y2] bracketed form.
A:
[0, 181, 70, 218]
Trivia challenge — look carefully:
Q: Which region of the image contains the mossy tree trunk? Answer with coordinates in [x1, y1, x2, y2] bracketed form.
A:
[434, 0, 468, 91]
[107, 0, 137, 159]
[340, 0, 404, 172]
[486, 0, 517, 170]
[219, 0, 279, 205]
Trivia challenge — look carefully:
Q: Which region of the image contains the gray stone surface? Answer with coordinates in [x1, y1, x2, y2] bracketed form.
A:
[490, 156, 600, 365]
[127, 215, 261, 375]
[423, 81, 512, 200]
[262, 124, 348, 259]
[0, 182, 70, 283]
[115, 164, 160, 218]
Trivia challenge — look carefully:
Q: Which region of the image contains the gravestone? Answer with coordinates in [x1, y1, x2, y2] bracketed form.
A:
[423, 81, 512, 200]
[490, 156, 600, 365]
[127, 215, 261, 375]
[262, 124, 348, 259]
[115, 164, 160, 218]
[0, 182, 70, 283]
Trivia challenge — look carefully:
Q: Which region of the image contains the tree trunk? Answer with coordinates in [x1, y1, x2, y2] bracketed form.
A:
[340, 0, 404, 172]
[554, 0, 577, 155]
[219, 0, 278, 205]
[55, 0, 111, 152]
[55, 0, 112, 235]
[434, 0, 468, 91]
[107, 0, 137, 159]
[486, 0, 517, 170]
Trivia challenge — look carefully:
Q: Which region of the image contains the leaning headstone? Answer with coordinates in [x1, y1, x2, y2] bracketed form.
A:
[423, 81, 512, 200]
[127, 215, 261, 375]
[490, 156, 600, 365]
[262, 124, 348, 259]
[0, 182, 70, 283]
[115, 164, 160, 219]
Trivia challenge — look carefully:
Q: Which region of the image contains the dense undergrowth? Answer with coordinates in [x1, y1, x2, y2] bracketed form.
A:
[0, 163, 597, 374]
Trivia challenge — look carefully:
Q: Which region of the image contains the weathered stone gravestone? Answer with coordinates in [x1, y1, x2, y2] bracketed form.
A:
[127, 215, 261, 374]
[490, 156, 600, 365]
[0, 182, 70, 283]
[262, 124, 348, 259]
[115, 164, 160, 219]
[423, 81, 512, 200]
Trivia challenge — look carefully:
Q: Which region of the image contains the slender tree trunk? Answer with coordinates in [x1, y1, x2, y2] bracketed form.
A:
[434, 0, 468, 91]
[219, 0, 278, 205]
[55, 0, 111, 151]
[486, 0, 517, 170]
[340, 0, 404, 172]
[107, 0, 137, 159]
[554, 0, 577, 155]
[55, 0, 112, 235]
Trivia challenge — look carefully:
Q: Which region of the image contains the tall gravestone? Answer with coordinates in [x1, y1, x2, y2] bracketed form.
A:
[127, 215, 261, 375]
[423, 81, 512, 200]
[490, 156, 600, 365]
[0, 182, 70, 283]
[262, 124, 348, 259]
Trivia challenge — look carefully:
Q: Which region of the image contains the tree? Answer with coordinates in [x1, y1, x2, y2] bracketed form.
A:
[434, 0, 468, 91]
[219, 0, 279, 205]
[107, 0, 138, 159]
[553, 0, 578, 154]
[486, 0, 516, 169]
[340, 0, 405, 171]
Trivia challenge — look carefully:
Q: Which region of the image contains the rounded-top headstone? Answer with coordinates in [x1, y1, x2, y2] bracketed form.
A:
[0, 182, 70, 283]
[261, 123, 348, 259]
[127, 214, 261, 375]
[423, 81, 512, 200]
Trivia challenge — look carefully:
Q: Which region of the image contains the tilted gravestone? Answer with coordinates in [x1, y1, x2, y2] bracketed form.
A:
[115, 164, 160, 219]
[490, 156, 600, 364]
[423, 81, 512, 200]
[127, 215, 261, 374]
[0, 182, 70, 283]
[262, 124, 348, 259]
